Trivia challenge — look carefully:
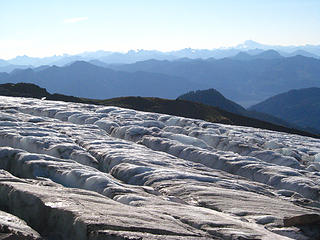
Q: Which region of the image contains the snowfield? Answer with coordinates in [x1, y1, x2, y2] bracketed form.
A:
[0, 95, 319, 240]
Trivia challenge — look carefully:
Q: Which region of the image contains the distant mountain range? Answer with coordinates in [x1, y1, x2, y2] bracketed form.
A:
[1, 54, 320, 107]
[0, 82, 318, 139]
[0, 61, 202, 99]
[249, 87, 320, 132]
[0, 40, 319, 70]
[232, 50, 283, 61]
[109, 55, 320, 106]
[235, 40, 320, 55]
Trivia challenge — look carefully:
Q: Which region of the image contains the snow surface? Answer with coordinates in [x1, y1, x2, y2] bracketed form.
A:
[0, 95, 319, 239]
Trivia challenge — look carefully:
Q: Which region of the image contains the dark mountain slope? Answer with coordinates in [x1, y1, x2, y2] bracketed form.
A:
[0, 82, 86, 103]
[0, 61, 202, 100]
[249, 87, 320, 131]
[0, 83, 318, 138]
[177, 89, 246, 115]
[177, 88, 304, 131]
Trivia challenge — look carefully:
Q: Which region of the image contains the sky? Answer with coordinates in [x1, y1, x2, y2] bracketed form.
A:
[1, 0, 320, 59]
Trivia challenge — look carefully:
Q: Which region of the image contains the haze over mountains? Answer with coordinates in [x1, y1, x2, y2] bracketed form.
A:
[0, 40, 319, 69]
[110, 54, 320, 106]
[1, 42, 320, 238]
[0, 61, 200, 99]
[0, 40, 319, 134]
[1, 52, 320, 107]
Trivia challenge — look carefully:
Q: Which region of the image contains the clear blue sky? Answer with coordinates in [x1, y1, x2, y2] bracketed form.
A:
[1, 0, 319, 59]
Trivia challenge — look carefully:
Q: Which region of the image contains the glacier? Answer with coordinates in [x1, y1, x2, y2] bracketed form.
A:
[0, 95, 319, 239]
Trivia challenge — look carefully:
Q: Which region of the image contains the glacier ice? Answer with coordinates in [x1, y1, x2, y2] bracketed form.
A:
[0, 95, 319, 239]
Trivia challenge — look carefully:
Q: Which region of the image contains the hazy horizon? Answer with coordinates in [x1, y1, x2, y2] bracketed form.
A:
[1, 0, 320, 59]
[1, 39, 320, 61]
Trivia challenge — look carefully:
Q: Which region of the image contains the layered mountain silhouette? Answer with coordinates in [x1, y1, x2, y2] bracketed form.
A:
[0, 64, 33, 73]
[249, 87, 320, 132]
[0, 41, 319, 68]
[236, 40, 320, 56]
[0, 55, 320, 107]
[177, 88, 302, 131]
[0, 61, 203, 99]
[286, 50, 319, 58]
[232, 50, 283, 61]
[0, 82, 318, 138]
[110, 55, 320, 106]
[1, 55, 320, 107]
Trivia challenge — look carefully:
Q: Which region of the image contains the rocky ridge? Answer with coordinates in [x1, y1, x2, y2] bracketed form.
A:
[0, 96, 319, 239]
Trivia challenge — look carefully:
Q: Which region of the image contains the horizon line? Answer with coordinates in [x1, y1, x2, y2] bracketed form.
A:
[2, 40, 320, 60]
